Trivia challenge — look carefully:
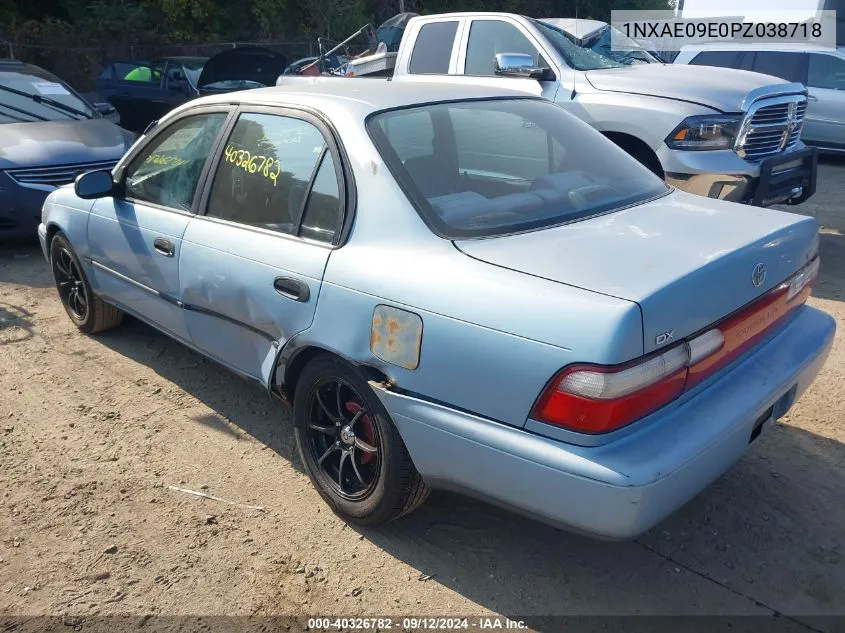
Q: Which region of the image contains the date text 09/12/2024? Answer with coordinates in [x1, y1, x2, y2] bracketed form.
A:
[307, 617, 528, 630]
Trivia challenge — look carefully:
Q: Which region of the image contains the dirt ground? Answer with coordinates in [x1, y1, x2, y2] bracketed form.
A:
[1, 160, 844, 632]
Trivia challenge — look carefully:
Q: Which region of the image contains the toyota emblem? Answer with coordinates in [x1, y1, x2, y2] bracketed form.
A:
[751, 263, 767, 288]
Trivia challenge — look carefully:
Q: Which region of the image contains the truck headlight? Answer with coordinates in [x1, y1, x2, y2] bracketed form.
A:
[665, 115, 743, 151]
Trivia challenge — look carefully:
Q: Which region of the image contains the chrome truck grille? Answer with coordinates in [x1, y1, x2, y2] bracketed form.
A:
[5, 160, 117, 188]
[735, 96, 807, 162]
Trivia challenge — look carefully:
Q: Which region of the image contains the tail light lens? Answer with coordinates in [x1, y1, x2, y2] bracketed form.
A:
[532, 256, 819, 434]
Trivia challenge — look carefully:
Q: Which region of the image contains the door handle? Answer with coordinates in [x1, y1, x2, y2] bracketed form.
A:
[273, 277, 310, 302]
[153, 237, 174, 257]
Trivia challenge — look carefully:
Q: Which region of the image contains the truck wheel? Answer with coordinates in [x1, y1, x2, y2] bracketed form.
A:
[293, 354, 429, 525]
[50, 232, 124, 334]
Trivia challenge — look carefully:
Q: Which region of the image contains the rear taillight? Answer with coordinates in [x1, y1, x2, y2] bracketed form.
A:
[532, 256, 819, 434]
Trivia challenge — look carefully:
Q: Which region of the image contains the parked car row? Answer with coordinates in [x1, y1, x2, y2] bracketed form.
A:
[95, 46, 290, 133]
[36, 69, 834, 538]
[0, 10, 837, 539]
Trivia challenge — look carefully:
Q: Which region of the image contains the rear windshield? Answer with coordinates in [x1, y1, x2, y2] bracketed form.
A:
[367, 98, 668, 239]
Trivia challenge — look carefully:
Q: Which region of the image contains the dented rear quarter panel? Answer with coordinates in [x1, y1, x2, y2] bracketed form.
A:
[291, 119, 644, 428]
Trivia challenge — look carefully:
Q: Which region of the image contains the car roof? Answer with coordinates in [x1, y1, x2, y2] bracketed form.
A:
[193, 77, 543, 117]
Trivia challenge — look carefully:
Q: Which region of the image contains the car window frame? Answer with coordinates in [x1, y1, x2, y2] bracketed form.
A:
[460, 17, 552, 76]
[194, 103, 356, 249]
[408, 20, 463, 75]
[111, 61, 162, 87]
[113, 105, 236, 216]
[748, 50, 809, 84]
[807, 52, 845, 90]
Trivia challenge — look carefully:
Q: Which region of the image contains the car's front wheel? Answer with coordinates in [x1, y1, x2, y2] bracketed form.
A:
[293, 355, 429, 525]
[50, 232, 124, 334]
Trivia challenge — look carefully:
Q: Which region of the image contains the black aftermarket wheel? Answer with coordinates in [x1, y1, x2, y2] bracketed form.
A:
[50, 232, 124, 334]
[294, 355, 429, 525]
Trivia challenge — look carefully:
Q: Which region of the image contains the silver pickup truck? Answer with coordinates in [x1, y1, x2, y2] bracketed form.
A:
[389, 13, 818, 207]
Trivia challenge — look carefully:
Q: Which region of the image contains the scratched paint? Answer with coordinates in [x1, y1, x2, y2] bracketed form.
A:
[370, 305, 423, 370]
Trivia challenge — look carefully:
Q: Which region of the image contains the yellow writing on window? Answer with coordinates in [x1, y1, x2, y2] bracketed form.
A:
[144, 153, 188, 167]
[224, 144, 281, 187]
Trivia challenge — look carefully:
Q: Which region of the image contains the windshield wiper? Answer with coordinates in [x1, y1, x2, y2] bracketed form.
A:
[0, 100, 49, 122]
[0, 84, 93, 120]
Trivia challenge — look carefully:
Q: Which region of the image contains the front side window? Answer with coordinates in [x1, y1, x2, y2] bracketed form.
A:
[369, 98, 668, 239]
[808, 53, 845, 90]
[124, 112, 227, 211]
[409, 21, 458, 74]
[465, 21, 545, 76]
[690, 50, 743, 69]
[205, 112, 341, 242]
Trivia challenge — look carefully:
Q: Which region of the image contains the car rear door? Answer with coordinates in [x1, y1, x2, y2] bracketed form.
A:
[107, 61, 170, 131]
[87, 108, 232, 342]
[805, 52, 845, 150]
[179, 106, 348, 383]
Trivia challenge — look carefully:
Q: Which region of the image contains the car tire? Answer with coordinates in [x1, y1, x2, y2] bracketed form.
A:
[293, 354, 429, 525]
[50, 232, 124, 334]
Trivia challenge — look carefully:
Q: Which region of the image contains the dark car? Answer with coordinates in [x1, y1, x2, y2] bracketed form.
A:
[95, 56, 207, 132]
[0, 60, 136, 240]
[196, 46, 288, 95]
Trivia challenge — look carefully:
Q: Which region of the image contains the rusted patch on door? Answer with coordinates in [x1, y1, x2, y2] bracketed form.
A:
[370, 305, 423, 370]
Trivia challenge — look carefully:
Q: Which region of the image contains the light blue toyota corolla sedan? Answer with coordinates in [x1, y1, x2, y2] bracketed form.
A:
[38, 79, 835, 539]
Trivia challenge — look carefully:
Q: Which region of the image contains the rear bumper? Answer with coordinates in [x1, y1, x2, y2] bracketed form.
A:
[659, 146, 818, 207]
[372, 306, 835, 539]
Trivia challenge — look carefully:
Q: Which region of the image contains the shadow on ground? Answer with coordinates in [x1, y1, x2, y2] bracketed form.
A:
[0, 302, 35, 344]
[90, 317, 845, 628]
[0, 241, 53, 289]
[813, 230, 845, 303]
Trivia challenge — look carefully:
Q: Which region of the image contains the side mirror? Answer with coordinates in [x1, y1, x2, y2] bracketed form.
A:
[93, 102, 121, 124]
[494, 53, 555, 81]
[74, 169, 115, 200]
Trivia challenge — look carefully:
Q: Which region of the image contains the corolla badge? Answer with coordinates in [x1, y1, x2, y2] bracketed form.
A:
[751, 263, 767, 288]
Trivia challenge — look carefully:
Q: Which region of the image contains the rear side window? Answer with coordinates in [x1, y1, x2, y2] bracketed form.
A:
[369, 99, 668, 239]
[115, 62, 159, 83]
[751, 51, 808, 83]
[689, 50, 746, 69]
[808, 53, 845, 89]
[465, 20, 544, 76]
[409, 22, 458, 74]
[299, 152, 341, 242]
[205, 112, 342, 242]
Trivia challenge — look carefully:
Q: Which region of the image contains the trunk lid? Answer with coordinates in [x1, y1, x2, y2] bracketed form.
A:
[455, 190, 819, 355]
[197, 46, 288, 94]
